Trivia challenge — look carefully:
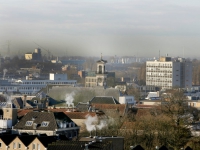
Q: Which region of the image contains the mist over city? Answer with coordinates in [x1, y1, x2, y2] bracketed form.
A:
[1, 0, 200, 58]
[1, 1, 200, 150]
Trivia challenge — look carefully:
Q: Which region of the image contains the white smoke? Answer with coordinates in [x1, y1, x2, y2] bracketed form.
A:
[3, 69, 7, 79]
[65, 92, 75, 107]
[85, 115, 107, 132]
[85, 115, 98, 132]
[96, 120, 107, 130]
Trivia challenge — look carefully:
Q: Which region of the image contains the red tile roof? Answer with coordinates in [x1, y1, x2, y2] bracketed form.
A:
[17, 109, 34, 117]
[46, 109, 97, 119]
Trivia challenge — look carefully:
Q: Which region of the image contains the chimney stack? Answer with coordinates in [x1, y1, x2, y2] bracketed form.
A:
[23, 95, 27, 109]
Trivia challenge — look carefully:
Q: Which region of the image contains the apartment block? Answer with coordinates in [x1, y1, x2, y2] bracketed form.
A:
[146, 57, 192, 89]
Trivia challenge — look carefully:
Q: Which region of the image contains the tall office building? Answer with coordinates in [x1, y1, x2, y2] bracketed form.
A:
[146, 57, 192, 90]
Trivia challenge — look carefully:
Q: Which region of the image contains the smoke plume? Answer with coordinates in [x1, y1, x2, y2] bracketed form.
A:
[3, 69, 7, 79]
[65, 92, 75, 107]
[85, 115, 107, 132]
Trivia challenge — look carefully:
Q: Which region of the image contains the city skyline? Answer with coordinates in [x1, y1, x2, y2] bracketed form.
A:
[1, 0, 200, 58]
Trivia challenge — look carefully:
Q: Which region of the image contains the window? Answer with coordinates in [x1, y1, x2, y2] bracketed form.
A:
[18, 143, 21, 149]
[33, 143, 36, 150]
[37, 144, 40, 150]
[25, 121, 33, 126]
[0, 142, 1, 148]
[41, 121, 49, 127]
[13, 142, 16, 149]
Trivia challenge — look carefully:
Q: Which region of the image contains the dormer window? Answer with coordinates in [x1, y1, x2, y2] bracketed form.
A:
[25, 121, 33, 126]
[41, 121, 49, 127]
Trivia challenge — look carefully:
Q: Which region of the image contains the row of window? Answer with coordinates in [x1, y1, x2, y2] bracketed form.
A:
[20, 82, 75, 85]
[0, 87, 43, 90]
[25, 121, 49, 127]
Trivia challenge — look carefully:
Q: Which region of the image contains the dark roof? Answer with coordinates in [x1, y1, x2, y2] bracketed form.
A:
[13, 97, 23, 108]
[18, 135, 37, 146]
[90, 96, 120, 104]
[0, 134, 18, 145]
[159, 145, 168, 150]
[96, 58, 107, 63]
[37, 136, 57, 147]
[132, 145, 144, 150]
[48, 140, 112, 150]
[14, 111, 76, 131]
[185, 146, 192, 150]
[76, 102, 89, 112]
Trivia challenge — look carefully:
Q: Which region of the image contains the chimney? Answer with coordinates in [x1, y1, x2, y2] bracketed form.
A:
[23, 95, 27, 109]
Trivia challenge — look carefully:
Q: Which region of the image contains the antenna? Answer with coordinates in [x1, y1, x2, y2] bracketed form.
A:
[159, 50, 160, 59]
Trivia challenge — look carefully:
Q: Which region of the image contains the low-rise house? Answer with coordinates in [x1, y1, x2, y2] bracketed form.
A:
[12, 111, 80, 138]
[28, 136, 57, 150]
[0, 134, 57, 150]
[0, 134, 17, 150]
[8, 135, 36, 150]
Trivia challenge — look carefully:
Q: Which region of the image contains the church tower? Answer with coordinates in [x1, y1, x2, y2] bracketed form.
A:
[96, 55, 107, 87]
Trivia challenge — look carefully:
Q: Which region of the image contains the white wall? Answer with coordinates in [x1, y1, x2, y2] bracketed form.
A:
[0, 120, 12, 128]
[119, 96, 135, 104]
[49, 73, 67, 80]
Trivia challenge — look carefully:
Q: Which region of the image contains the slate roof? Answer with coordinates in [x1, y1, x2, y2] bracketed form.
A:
[14, 111, 76, 131]
[89, 96, 120, 104]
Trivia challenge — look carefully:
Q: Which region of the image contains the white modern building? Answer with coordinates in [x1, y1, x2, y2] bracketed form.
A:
[146, 57, 192, 90]
[0, 73, 77, 95]
[119, 96, 136, 105]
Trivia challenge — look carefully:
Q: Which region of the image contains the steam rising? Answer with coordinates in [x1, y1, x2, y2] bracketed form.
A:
[65, 92, 75, 107]
[85, 115, 107, 132]
[3, 69, 7, 79]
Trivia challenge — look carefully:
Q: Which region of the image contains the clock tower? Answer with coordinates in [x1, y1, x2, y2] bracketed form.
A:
[96, 55, 107, 87]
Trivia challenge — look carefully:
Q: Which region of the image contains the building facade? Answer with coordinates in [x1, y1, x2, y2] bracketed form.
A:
[146, 57, 192, 89]
[85, 56, 108, 87]
[0, 73, 76, 95]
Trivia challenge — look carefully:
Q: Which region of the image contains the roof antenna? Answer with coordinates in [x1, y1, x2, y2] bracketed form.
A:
[101, 53, 102, 60]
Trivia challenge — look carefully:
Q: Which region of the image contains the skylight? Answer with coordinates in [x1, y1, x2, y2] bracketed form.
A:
[41, 121, 49, 127]
[25, 121, 33, 126]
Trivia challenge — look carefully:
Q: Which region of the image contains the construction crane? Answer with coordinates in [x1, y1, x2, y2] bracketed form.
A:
[33, 42, 51, 60]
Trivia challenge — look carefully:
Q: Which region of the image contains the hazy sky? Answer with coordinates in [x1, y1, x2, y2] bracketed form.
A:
[1, 0, 200, 58]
